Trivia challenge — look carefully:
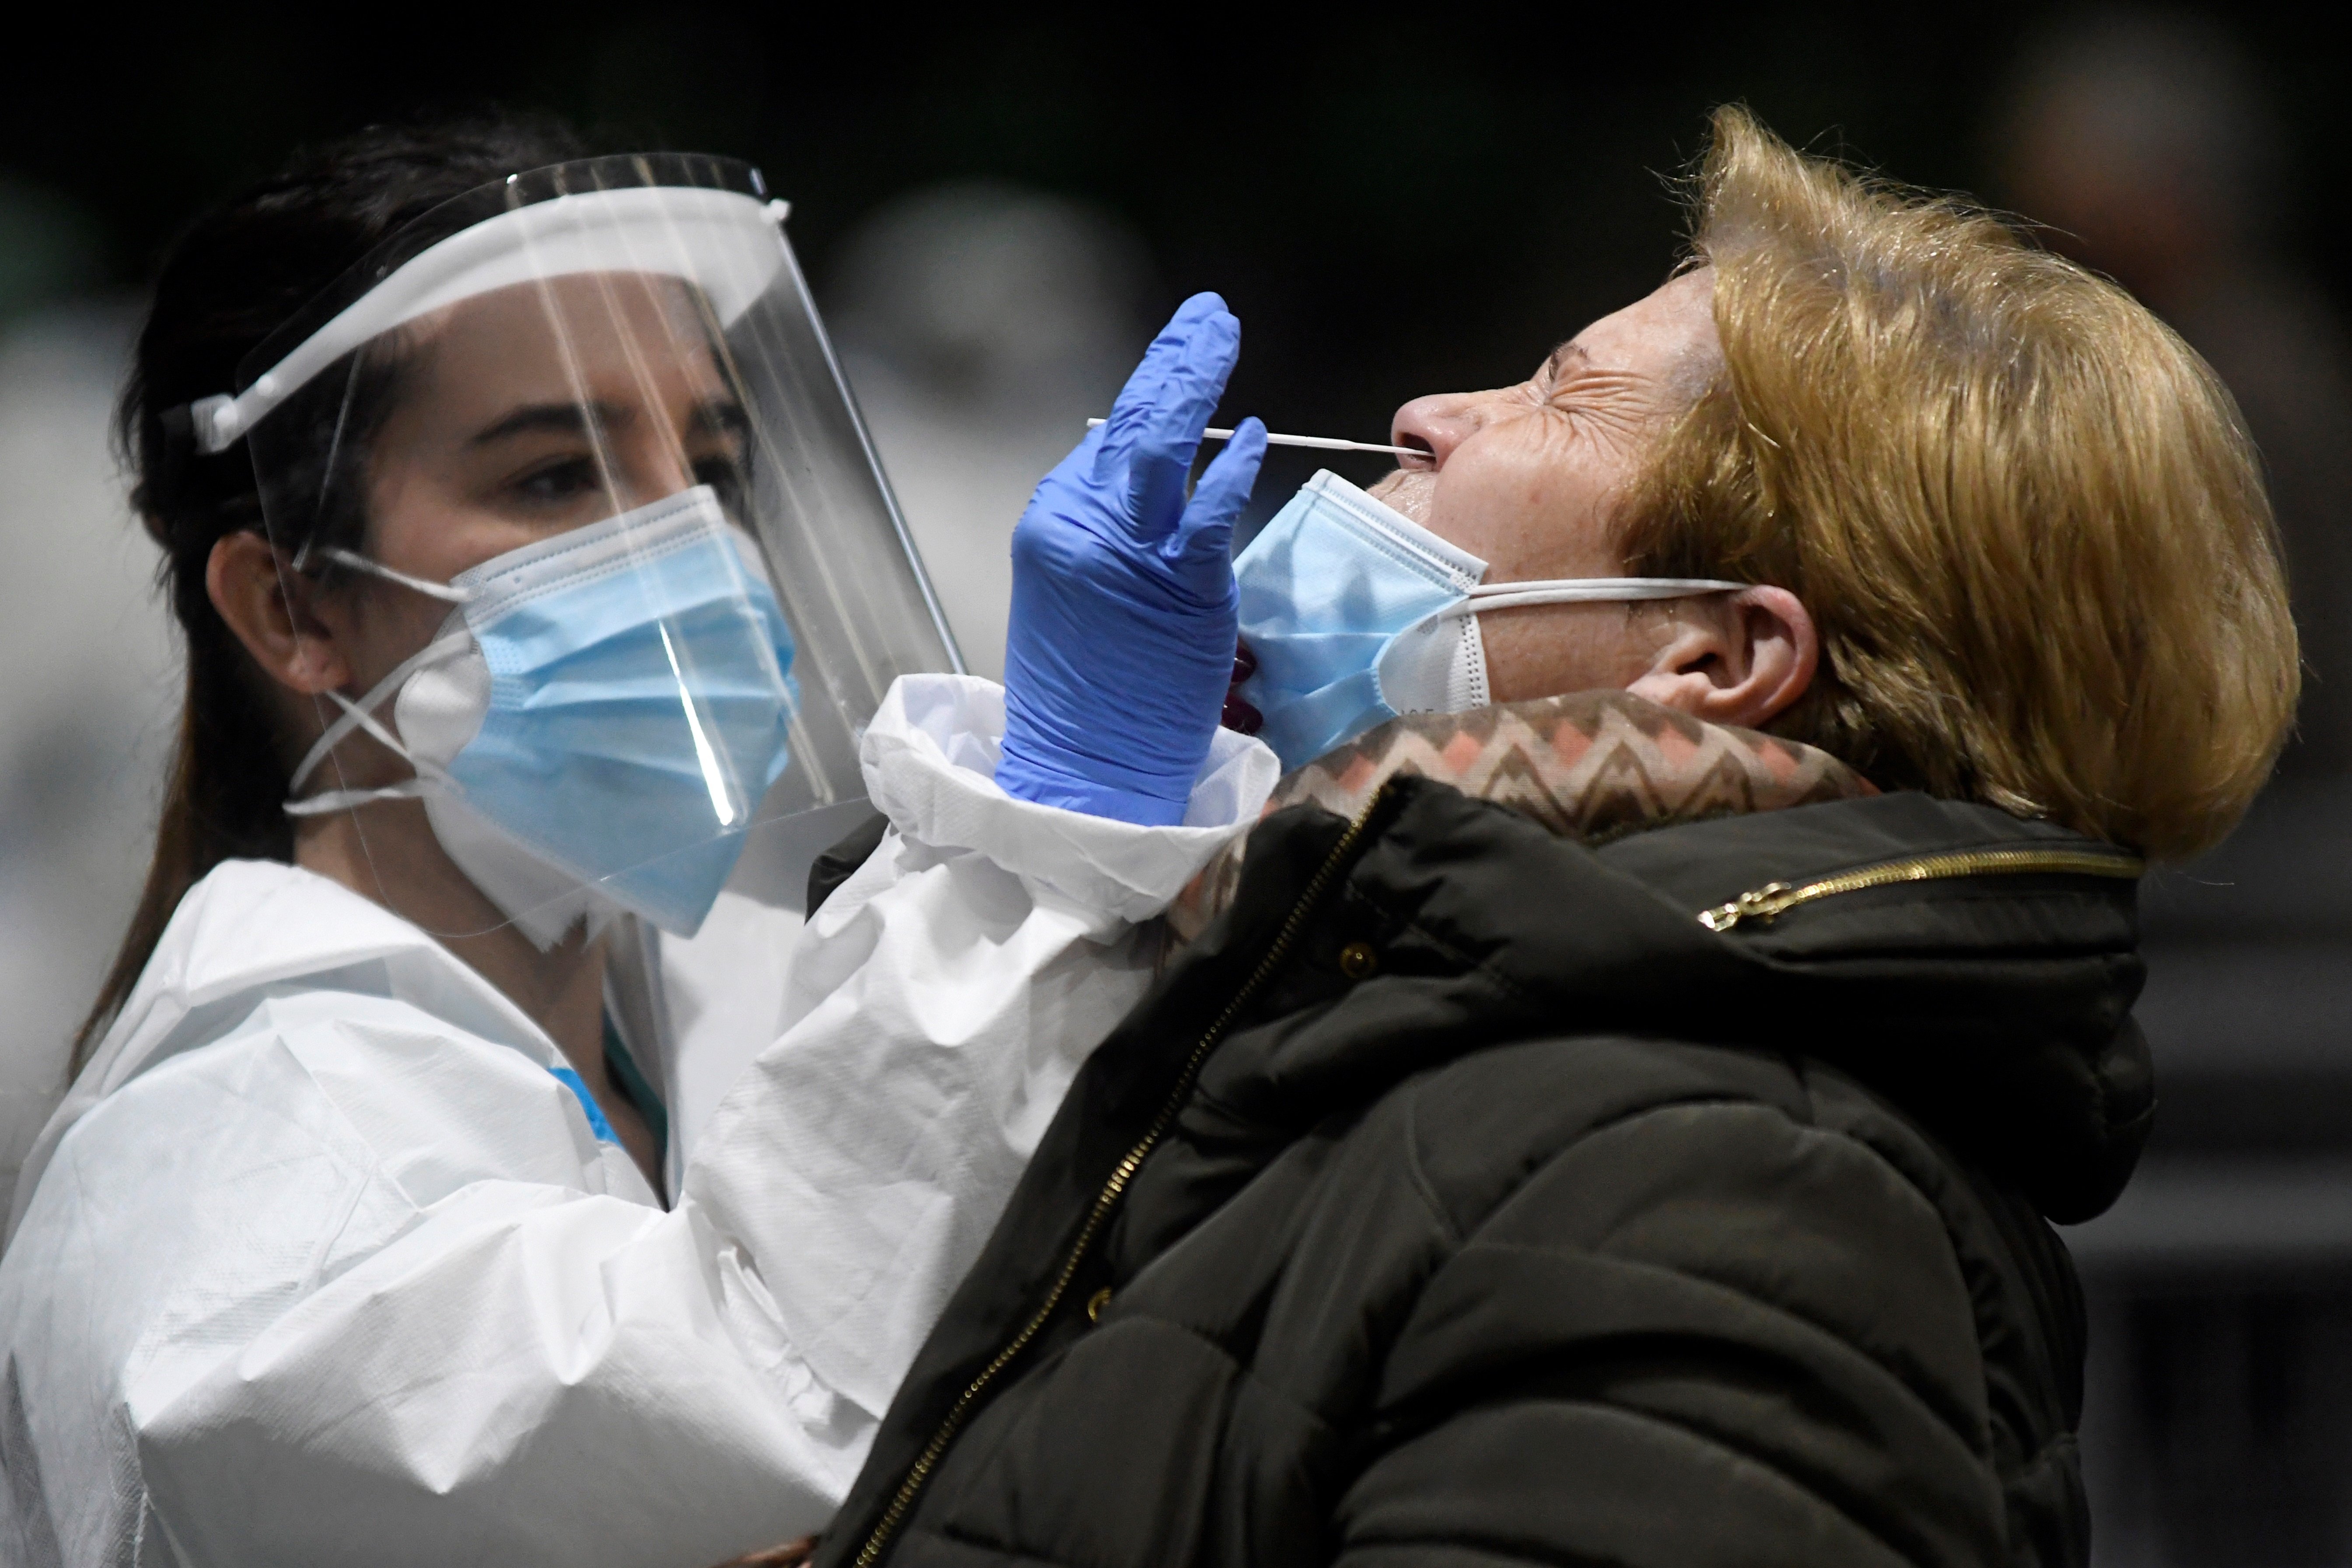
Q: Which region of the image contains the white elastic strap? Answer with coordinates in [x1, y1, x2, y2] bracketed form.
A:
[284, 777, 436, 818]
[284, 631, 472, 806]
[1449, 577, 1748, 617]
[315, 546, 475, 604]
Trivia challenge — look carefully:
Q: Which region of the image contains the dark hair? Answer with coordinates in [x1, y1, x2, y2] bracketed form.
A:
[79, 112, 589, 1072]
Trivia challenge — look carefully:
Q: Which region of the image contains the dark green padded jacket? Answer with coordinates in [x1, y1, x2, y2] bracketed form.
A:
[815, 776, 2150, 1568]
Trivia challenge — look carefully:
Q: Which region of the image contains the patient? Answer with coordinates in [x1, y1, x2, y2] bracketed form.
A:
[804, 106, 2296, 1568]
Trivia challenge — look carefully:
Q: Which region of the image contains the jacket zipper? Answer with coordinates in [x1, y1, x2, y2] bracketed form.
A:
[850, 787, 1391, 1568]
[1696, 844, 2143, 932]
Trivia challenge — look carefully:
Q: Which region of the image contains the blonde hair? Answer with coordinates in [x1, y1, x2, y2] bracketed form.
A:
[1623, 106, 2298, 860]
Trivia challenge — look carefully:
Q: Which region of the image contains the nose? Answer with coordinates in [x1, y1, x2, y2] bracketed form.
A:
[1390, 391, 1491, 470]
[615, 428, 699, 512]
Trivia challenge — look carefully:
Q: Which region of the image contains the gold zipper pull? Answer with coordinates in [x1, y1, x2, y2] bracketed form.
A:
[1698, 845, 2143, 934]
[1699, 881, 1798, 932]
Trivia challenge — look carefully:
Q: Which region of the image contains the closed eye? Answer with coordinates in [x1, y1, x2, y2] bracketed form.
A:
[1540, 341, 1591, 391]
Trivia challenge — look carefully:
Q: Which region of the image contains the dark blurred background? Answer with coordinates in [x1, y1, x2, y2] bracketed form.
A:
[4, 5, 2348, 1562]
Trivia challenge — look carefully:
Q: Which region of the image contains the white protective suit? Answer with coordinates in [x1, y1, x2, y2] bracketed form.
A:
[0, 673, 1274, 1568]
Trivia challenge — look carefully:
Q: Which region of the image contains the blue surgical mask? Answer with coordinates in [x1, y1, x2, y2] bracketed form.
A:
[1232, 470, 1744, 771]
[286, 485, 798, 944]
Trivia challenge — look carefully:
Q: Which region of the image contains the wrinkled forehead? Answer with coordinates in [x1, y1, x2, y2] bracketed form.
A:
[1546, 268, 1721, 390]
[393, 272, 731, 404]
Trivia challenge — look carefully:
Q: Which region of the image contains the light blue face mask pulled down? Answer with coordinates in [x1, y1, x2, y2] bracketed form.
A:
[286, 485, 799, 943]
[1232, 469, 1745, 772]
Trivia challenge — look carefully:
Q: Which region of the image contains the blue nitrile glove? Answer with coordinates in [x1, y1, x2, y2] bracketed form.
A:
[995, 293, 1269, 825]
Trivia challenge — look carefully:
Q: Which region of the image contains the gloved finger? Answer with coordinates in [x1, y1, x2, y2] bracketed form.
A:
[1037, 413, 1113, 494]
[1170, 416, 1267, 565]
[1095, 293, 1231, 486]
[1125, 311, 1242, 538]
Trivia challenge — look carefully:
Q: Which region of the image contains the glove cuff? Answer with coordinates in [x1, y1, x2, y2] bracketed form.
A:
[859, 674, 1280, 922]
[994, 742, 1191, 828]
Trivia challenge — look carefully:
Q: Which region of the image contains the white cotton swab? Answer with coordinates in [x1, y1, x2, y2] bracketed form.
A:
[1085, 417, 1420, 458]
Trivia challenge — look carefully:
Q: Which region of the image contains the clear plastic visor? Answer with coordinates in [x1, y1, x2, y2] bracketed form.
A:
[234, 157, 957, 946]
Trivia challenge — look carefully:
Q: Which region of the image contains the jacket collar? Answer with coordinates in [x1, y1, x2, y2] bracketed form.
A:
[1180, 777, 2149, 1222]
[1170, 692, 1876, 942]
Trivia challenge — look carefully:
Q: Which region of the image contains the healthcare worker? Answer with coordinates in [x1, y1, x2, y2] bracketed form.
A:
[0, 117, 1277, 1565]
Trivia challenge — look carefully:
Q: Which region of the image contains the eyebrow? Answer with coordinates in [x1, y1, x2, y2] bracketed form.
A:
[469, 397, 749, 447]
[470, 401, 634, 447]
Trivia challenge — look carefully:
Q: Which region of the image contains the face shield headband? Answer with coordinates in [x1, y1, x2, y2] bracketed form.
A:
[186, 178, 795, 455]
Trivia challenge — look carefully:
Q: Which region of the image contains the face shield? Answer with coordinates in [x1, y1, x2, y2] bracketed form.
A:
[192, 154, 960, 946]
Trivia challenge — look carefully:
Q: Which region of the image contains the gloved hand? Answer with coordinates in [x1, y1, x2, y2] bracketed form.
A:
[995, 293, 1268, 825]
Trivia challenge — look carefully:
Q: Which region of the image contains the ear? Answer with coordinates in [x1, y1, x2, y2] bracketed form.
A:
[1623, 585, 1817, 729]
[206, 532, 352, 695]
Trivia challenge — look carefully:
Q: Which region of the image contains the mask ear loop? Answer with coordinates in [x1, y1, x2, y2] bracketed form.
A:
[283, 631, 476, 816]
[304, 545, 475, 604]
[283, 547, 480, 817]
[1454, 577, 1749, 614]
[1386, 579, 1750, 716]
